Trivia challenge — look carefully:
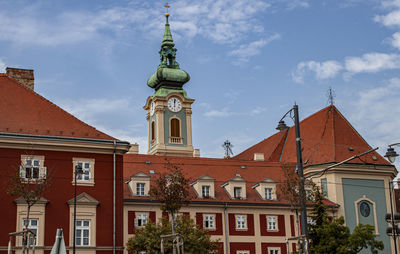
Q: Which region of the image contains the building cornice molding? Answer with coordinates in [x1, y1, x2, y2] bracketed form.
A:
[0, 132, 130, 155]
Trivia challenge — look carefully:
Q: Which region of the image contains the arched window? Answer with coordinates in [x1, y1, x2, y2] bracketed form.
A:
[151, 121, 155, 142]
[170, 118, 180, 137]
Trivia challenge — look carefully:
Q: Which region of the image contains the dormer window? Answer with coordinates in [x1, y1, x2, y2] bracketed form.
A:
[234, 187, 242, 199]
[191, 175, 215, 199]
[136, 183, 145, 196]
[202, 185, 210, 197]
[265, 188, 273, 200]
[129, 172, 150, 197]
[222, 175, 246, 200]
[253, 178, 277, 200]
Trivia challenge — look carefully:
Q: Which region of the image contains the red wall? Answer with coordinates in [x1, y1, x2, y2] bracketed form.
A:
[230, 242, 255, 254]
[127, 211, 156, 234]
[0, 147, 124, 253]
[261, 243, 287, 254]
[228, 213, 254, 236]
[195, 212, 223, 235]
[259, 214, 286, 236]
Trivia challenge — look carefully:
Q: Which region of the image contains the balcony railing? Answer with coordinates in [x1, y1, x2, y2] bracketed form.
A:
[169, 137, 183, 144]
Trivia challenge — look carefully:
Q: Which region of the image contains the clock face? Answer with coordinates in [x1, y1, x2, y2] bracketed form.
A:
[150, 102, 155, 116]
[167, 97, 182, 112]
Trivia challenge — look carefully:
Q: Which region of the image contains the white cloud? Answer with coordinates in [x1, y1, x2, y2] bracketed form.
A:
[391, 32, 400, 50]
[292, 60, 343, 83]
[250, 106, 267, 116]
[348, 77, 400, 170]
[345, 52, 400, 74]
[0, 0, 270, 46]
[228, 34, 280, 63]
[375, 9, 400, 27]
[204, 108, 233, 117]
[286, 0, 310, 10]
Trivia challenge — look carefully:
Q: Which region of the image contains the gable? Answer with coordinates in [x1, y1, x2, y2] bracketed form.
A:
[0, 75, 115, 140]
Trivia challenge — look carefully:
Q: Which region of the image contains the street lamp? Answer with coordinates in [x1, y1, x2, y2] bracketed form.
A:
[385, 143, 400, 254]
[73, 164, 83, 254]
[276, 104, 309, 254]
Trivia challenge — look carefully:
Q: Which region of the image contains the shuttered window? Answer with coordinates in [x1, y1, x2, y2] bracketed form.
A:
[170, 118, 180, 137]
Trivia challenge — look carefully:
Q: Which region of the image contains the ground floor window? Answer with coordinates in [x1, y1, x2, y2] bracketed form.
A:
[76, 220, 90, 246]
[22, 219, 38, 246]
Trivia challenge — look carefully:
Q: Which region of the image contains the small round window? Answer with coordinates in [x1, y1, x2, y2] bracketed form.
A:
[360, 201, 371, 217]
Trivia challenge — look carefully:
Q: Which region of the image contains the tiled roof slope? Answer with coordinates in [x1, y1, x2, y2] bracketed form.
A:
[0, 74, 115, 140]
[123, 153, 338, 207]
[234, 105, 390, 166]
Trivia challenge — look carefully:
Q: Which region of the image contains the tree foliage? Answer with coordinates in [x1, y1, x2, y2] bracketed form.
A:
[126, 215, 219, 254]
[149, 160, 191, 216]
[308, 186, 384, 254]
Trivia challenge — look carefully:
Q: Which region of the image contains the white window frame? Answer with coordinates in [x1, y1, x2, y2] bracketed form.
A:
[75, 219, 90, 246]
[267, 216, 278, 231]
[203, 214, 215, 230]
[202, 185, 210, 197]
[237, 251, 250, 254]
[235, 215, 247, 230]
[265, 188, 273, 200]
[135, 213, 148, 228]
[136, 183, 145, 196]
[22, 219, 38, 246]
[268, 247, 280, 254]
[20, 155, 46, 180]
[72, 158, 95, 186]
[76, 161, 91, 181]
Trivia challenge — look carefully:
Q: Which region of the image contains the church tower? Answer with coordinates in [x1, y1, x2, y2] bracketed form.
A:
[144, 5, 195, 157]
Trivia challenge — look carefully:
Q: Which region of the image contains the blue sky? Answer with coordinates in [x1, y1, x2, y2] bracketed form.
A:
[1, 0, 400, 166]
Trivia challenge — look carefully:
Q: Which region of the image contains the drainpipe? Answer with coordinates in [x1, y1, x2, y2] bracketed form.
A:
[113, 141, 117, 254]
[224, 203, 229, 254]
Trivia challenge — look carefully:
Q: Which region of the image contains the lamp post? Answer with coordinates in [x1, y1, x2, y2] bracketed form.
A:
[276, 104, 309, 254]
[385, 143, 400, 254]
[73, 164, 83, 254]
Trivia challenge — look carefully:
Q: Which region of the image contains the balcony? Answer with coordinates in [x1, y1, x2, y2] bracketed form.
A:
[169, 137, 183, 144]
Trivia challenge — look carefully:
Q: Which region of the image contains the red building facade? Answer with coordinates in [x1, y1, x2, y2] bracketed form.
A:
[0, 69, 130, 254]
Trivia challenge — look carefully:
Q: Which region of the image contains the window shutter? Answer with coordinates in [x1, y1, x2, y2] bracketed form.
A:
[40, 167, 47, 179]
[134, 218, 138, 227]
[20, 165, 26, 178]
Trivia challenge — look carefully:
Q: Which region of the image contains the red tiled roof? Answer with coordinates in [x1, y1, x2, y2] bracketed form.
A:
[0, 74, 115, 140]
[234, 105, 390, 166]
[123, 153, 339, 207]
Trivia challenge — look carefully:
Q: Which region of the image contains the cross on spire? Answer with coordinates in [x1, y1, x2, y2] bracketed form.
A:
[164, 3, 170, 15]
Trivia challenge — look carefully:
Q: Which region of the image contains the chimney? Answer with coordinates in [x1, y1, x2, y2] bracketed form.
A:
[193, 149, 200, 157]
[254, 153, 264, 161]
[127, 143, 139, 154]
[6, 67, 34, 90]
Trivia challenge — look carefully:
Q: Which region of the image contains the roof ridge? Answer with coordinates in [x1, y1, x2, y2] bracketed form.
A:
[331, 105, 337, 162]
[1, 75, 115, 140]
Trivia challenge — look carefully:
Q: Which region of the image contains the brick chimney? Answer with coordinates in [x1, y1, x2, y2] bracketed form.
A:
[6, 67, 34, 90]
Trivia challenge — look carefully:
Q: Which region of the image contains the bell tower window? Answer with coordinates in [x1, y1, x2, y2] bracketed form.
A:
[151, 121, 155, 143]
[171, 118, 180, 137]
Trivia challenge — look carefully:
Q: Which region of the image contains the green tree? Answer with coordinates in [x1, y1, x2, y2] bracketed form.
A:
[149, 160, 191, 239]
[126, 215, 219, 254]
[308, 186, 384, 254]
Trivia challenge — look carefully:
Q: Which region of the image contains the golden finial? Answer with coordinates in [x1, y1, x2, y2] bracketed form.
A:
[164, 3, 170, 17]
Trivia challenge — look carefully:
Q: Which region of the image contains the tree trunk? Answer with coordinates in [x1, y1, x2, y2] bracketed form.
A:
[295, 209, 303, 254]
[170, 211, 177, 254]
[23, 204, 32, 254]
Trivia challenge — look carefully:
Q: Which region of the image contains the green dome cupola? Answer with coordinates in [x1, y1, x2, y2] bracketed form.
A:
[147, 7, 190, 91]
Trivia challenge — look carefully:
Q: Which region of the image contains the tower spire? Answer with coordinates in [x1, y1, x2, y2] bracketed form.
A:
[162, 3, 174, 48]
[146, 3, 190, 91]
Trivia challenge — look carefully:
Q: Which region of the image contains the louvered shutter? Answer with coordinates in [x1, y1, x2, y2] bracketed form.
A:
[20, 165, 26, 178]
[39, 167, 47, 179]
